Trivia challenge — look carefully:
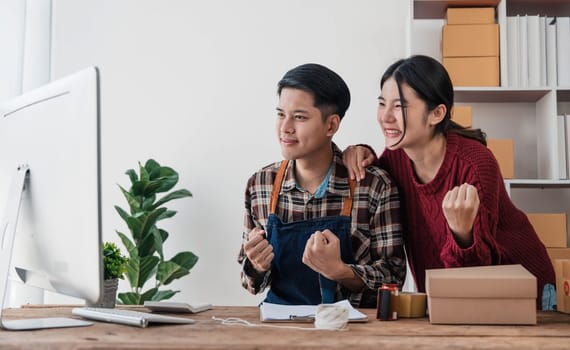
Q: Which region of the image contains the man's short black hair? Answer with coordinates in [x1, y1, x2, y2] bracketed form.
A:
[277, 63, 350, 120]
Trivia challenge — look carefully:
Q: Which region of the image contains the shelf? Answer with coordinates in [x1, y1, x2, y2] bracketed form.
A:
[506, 0, 570, 17]
[505, 179, 570, 188]
[414, 0, 500, 19]
[557, 89, 570, 102]
[454, 87, 551, 103]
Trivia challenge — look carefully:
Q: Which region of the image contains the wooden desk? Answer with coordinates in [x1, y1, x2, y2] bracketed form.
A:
[1, 306, 570, 350]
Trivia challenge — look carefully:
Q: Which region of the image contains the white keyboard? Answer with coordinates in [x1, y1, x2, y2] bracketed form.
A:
[72, 307, 195, 328]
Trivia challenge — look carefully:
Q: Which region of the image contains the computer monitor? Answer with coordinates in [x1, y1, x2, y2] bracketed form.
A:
[0, 67, 103, 330]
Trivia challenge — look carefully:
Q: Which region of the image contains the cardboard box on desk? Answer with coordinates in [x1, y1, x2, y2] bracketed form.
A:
[426, 264, 537, 325]
[527, 213, 568, 248]
[555, 259, 570, 314]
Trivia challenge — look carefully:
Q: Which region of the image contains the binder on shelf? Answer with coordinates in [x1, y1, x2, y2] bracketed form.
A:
[558, 115, 567, 179]
[539, 16, 547, 87]
[546, 17, 558, 87]
[565, 114, 570, 178]
[507, 16, 520, 87]
[527, 15, 541, 87]
[518, 15, 529, 88]
[557, 17, 570, 86]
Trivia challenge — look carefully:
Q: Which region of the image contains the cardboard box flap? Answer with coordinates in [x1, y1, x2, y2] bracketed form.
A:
[555, 259, 570, 314]
[426, 265, 536, 299]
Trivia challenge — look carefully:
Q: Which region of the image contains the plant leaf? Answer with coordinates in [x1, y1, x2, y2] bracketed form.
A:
[137, 255, 160, 288]
[142, 194, 156, 211]
[159, 229, 169, 242]
[156, 252, 198, 286]
[157, 210, 177, 221]
[151, 289, 179, 301]
[144, 159, 161, 177]
[118, 292, 141, 305]
[150, 189, 192, 210]
[125, 169, 138, 184]
[114, 205, 130, 223]
[140, 287, 158, 303]
[116, 231, 137, 257]
[124, 253, 140, 288]
[119, 185, 141, 213]
[139, 162, 150, 182]
[138, 228, 158, 257]
[126, 216, 144, 242]
[151, 226, 164, 259]
[139, 207, 167, 241]
[156, 261, 189, 286]
[153, 167, 179, 193]
[172, 251, 199, 272]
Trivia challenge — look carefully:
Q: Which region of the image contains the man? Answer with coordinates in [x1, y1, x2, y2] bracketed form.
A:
[238, 63, 405, 307]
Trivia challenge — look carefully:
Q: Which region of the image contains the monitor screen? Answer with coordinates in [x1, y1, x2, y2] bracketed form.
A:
[0, 67, 102, 330]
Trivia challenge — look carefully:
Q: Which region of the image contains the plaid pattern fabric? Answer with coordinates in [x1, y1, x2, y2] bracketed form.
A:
[238, 144, 406, 307]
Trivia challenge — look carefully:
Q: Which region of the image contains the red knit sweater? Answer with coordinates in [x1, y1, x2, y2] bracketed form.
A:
[378, 132, 555, 306]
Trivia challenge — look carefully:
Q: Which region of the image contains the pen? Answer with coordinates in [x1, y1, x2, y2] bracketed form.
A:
[289, 314, 315, 322]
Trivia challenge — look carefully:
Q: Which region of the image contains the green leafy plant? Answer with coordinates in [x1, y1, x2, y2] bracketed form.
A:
[103, 241, 128, 280]
[115, 159, 198, 305]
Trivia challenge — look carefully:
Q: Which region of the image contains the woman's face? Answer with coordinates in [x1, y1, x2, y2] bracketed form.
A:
[377, 77, 431, 150]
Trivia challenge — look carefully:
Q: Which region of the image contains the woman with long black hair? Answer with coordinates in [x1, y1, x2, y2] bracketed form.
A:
[343, 55, 556, 310]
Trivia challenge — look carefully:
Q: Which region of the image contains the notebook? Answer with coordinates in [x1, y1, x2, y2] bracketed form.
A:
[144, 301, 212, 313]
[259, 299, 368, 322]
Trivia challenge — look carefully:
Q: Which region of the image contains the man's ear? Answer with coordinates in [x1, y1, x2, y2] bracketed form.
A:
[429, 104, 447, 126]
[326, 114, 341, 137]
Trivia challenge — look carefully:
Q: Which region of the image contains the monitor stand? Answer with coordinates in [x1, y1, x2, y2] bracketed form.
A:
[0, 165, 93, 330]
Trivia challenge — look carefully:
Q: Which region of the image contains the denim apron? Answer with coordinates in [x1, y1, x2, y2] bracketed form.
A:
[265, 160, 355, 305]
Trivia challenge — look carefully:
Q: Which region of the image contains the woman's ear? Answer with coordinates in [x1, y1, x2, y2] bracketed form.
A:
[429, 104, 447, 126]
[326, 114, 341, 137]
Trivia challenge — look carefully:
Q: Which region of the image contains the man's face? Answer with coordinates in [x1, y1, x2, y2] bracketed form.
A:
[276, 88, 333, 161]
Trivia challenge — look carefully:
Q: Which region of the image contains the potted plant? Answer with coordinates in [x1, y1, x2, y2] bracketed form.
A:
[115, 159, 198, 305]
[91, 241, 128, 308]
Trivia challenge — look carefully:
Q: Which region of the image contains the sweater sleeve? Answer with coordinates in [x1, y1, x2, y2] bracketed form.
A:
[439, 149, 501, 267]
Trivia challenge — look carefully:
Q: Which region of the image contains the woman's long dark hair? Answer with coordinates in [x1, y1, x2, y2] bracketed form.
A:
[380, 55, 486, 146]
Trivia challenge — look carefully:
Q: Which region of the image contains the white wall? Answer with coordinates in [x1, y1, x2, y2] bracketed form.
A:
[47, 0, 408, 306]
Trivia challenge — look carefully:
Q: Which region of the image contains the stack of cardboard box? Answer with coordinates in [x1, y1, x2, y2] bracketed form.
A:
[452, 105, 515, 179]
[555, 259, 570, 314]
[526, 213, 570, 267]
[442, 7, 500, 86]
[487, 139, 515, 179]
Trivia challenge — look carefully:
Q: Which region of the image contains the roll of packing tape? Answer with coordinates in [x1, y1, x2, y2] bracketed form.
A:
[314, 304, 349, 330]
[394, 292, 427, 318]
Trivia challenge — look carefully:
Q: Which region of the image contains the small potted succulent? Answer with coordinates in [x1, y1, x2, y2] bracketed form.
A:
[98, 241, 128, 308]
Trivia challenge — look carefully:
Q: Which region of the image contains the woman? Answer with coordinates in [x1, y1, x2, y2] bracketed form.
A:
[343, 55, 555, 309]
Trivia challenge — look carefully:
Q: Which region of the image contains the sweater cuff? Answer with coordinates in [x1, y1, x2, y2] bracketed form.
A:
[441, 224, 485, 266]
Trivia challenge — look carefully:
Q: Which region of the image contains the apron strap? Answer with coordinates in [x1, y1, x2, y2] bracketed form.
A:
[341, 178, 356, 216]
[270, 160, 289, 215]
[270, 160, 357, 216]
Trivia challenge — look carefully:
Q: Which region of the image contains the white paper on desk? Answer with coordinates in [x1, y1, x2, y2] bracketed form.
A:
[260, 299, 368, 322]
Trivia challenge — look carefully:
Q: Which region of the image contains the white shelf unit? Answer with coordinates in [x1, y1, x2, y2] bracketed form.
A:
[410, 0, 570, 242]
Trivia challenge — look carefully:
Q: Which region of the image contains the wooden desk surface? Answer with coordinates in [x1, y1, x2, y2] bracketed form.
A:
[1, 305, 570, 350]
